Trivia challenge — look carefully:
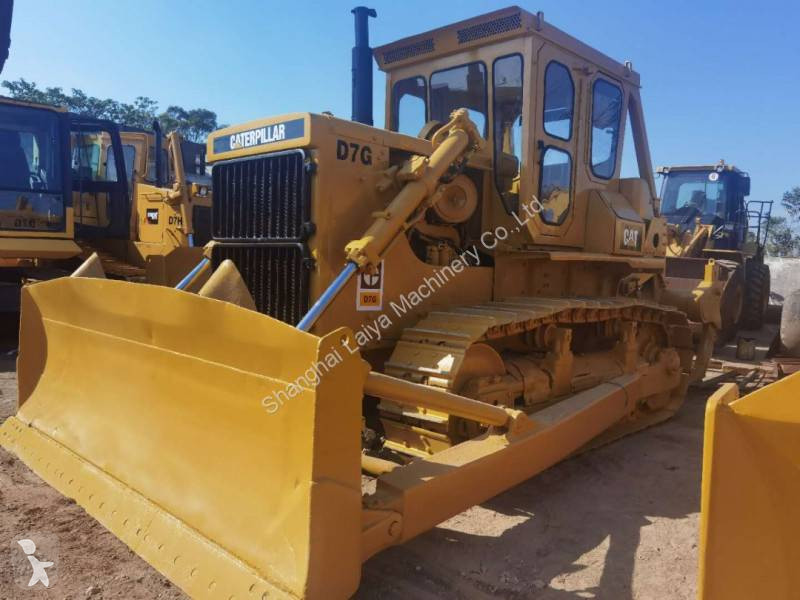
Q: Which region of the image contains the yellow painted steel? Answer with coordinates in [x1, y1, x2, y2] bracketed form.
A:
[0, 236, 81, 259]
[698, 373, 800, 600]
[0, 277, 367, 599]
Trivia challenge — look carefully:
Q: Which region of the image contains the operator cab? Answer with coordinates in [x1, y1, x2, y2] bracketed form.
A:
[0, 100, 69, 233]
[69, 116, 131, 239]
[377, 6, 660, 253]
[658, 162, 750, 250]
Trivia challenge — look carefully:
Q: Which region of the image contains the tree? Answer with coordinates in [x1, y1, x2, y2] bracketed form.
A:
[156, 105, 221, 142]
[1, 78, 220, 141]
[782, 187, 800, 223]
[766, 216, 799, 257]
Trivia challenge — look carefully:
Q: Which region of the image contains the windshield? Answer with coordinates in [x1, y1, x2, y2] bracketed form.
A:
[0, 104, 66, 231]
[430, 62, 487, 137]
[0, 104, 63, 192]
[660, 171, 727, 219]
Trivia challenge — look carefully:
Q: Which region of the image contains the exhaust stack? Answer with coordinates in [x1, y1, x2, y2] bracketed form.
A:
[152, 119, 164, 188]
[351, 6, 376, 125]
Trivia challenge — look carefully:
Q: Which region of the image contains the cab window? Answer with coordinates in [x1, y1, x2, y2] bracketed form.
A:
[539, 147, 572, 225]
[391, 76, 427, 136]
[430, 62, 487, 136]
[543, 61, 574, 140]
[0, 105, 62, 193]
[660, 171, 727, 218]
[106, 144, 136, 188]
[0, 104, 65, 232]
[492, 54, 523, 212]
[591, 79, 623, 179]
[71, 133, 118, 182]
[146, 147, 172, 184]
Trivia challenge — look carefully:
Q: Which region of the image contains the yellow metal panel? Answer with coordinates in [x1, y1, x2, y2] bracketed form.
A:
[1, 278, 366, 599]
[0, 236, 81, 259]
[207, 113, 311, 163]
[699, 374, 800, 600]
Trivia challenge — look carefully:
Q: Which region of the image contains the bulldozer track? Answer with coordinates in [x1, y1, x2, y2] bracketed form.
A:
[77, 242, 147, 281]
[385, 296, 695, 390]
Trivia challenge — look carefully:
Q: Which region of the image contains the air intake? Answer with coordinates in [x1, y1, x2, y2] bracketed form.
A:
[382, 38, 435, 64]
[457, 12, 522, 44]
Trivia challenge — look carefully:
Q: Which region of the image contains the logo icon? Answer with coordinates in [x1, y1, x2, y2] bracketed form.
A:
[17, 539, 54, 588]
[356, 261, 384, 311]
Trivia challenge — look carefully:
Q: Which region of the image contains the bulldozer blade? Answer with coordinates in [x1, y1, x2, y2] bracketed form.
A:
[699, 373, 800, 599]
[71, 252, 107, 279]
[145, 246, 211, 288]
[198, 258, 257, 310]
[0, 277, 367, 599]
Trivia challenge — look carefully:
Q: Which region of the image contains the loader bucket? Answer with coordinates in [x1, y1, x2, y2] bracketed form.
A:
[0, 277, 367, 599]
[699, 373, 800, 600]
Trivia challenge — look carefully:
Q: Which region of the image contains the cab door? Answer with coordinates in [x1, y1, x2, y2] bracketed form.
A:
[70, 118, 130, 240]
[525, 43, 581, 245]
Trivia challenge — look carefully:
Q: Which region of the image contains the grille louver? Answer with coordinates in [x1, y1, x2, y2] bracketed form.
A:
[210, 244, 310, 325]
[457, 13, 522, 44]
[211, 149, 313, 325]
[383, 38, 435, 64]
[212, 150, 310, 241]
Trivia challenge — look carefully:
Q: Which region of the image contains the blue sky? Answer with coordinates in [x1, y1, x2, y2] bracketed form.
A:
[5, 0, 799, 213]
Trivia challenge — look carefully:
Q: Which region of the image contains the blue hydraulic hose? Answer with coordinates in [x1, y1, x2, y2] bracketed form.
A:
[296, 261, 358, 332]
[175, 257, 210, 290]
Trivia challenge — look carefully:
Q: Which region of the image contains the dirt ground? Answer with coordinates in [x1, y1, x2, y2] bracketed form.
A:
[0, 326, 777, 600]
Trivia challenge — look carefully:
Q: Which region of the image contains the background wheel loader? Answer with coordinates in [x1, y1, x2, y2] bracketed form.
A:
[658, 162, 772, 339]
[1, 6, 718, 599]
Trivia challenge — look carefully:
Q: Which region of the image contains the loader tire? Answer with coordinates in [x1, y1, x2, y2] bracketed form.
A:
[717, 260, 744, 342]
[741, 261, 770, 330]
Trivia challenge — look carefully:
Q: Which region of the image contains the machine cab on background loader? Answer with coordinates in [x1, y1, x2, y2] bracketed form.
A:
[2, 7, 718, 599]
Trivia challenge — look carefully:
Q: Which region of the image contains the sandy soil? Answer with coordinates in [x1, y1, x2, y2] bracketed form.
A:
[0, 322, 778, 599]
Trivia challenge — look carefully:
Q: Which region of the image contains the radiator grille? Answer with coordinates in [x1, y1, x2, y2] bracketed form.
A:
[212, 150, 310, 241]
[211, 149, 313, 324]
[210, 244, 310, 325]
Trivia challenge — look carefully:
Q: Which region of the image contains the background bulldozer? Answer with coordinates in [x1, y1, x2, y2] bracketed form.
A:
[2, 6, 716, 599]
[658, 162, 771, 338]
[0, 95, 212, 311]
[0, 0, 209, 306]
[74, 120, 212, 283]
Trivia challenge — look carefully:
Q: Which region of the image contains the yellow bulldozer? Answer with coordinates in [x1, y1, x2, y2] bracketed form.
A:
[1, 6, 719, 598]
[0, 95, 212, 312]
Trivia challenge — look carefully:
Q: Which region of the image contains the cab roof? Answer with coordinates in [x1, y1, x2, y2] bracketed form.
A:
[657, 162, 748, 177]
[0, 95, 66, 113]
[374, 6, 640, 86]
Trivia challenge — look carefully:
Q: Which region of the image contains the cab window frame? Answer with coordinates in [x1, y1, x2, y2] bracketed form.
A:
[391, 75, 428, 136]
[492, 52, 525, 214]
[542, 60, 575, 142]
[537, 144, 573, 227]
[590, 77, 623, 180]
[429, 60, 489, 138]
